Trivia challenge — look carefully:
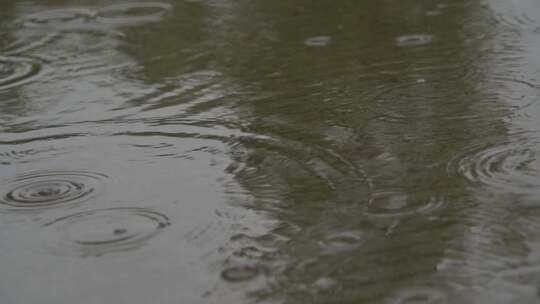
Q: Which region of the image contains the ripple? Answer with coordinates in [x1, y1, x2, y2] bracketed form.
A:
[22, 8, 97, 27]
[448, 140, 540, 192]
[304, 36, 332, 47]
[490, 0, 540, 33]
[0, 170, 106, 210]
[44, 208, 169, 257]
[0, 56, 43, 90]
[392, 287, 447, 304]
[319, 230, 365, 253]
[230, 136, 372, 209]
[368, 77, 539, 123]
[395, 34, 434, 47]
[363, 191, 444, 218]
[221, 265, 260, 282]
[96, 2, 172, 26]
[5, 32, 62, 57]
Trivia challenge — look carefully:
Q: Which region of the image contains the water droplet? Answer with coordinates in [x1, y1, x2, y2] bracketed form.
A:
[304, 36, 332, 47]
[0, 170, 107, 211]
[43, 208, 169, 257]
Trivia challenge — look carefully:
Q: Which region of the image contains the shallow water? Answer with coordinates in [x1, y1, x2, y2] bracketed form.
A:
[1, 0, 540, 303]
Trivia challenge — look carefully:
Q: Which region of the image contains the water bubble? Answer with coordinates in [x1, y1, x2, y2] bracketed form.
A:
[221, 265, 259, 282]
[304, 36, 332, 47]
[0, 170, 107, 210]
[96, 2, 172, 26]
[364, 191, 444, 218]
[395, 34, 434, 47]
[43, 208, 170, 257]
[0, 56, 43, 91]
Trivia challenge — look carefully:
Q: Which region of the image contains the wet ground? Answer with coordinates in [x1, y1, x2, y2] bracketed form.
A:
[1, 0, 540, 303]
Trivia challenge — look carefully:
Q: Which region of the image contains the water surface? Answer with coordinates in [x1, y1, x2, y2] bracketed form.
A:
[1, 0, 540, 303]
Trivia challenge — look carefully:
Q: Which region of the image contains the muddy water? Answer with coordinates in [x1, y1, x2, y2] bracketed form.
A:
[1, 0, 540, 303]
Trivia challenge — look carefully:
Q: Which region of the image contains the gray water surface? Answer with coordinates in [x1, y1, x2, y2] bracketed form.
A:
[1, 0, 540, 303]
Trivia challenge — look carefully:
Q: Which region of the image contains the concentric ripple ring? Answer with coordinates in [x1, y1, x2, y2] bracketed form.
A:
[0, 170, 107, 210]
[43, 208, 170, 257]
[363, 191, 444, 218]
[368, 77, 539, 123]
[0, 56, 43, 91]
[448, 140, 540, 193]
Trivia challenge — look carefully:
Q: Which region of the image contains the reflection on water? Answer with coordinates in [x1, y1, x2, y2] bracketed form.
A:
[1, 0, 540, 303]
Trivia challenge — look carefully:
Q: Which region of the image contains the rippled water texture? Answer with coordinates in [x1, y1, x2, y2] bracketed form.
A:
[2, 0, 540, 303]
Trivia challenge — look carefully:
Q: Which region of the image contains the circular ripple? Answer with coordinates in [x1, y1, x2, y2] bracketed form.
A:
[364, 191, 444, 218]
[44, 208, 169, 257]
[369, 78, 539, 123]
[448, 140, 540, 192]
[0, 56, 42, 91]
[22, 8, 97, 27]
[0, 170, 106, 210]
[96, 2, 172, 25]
